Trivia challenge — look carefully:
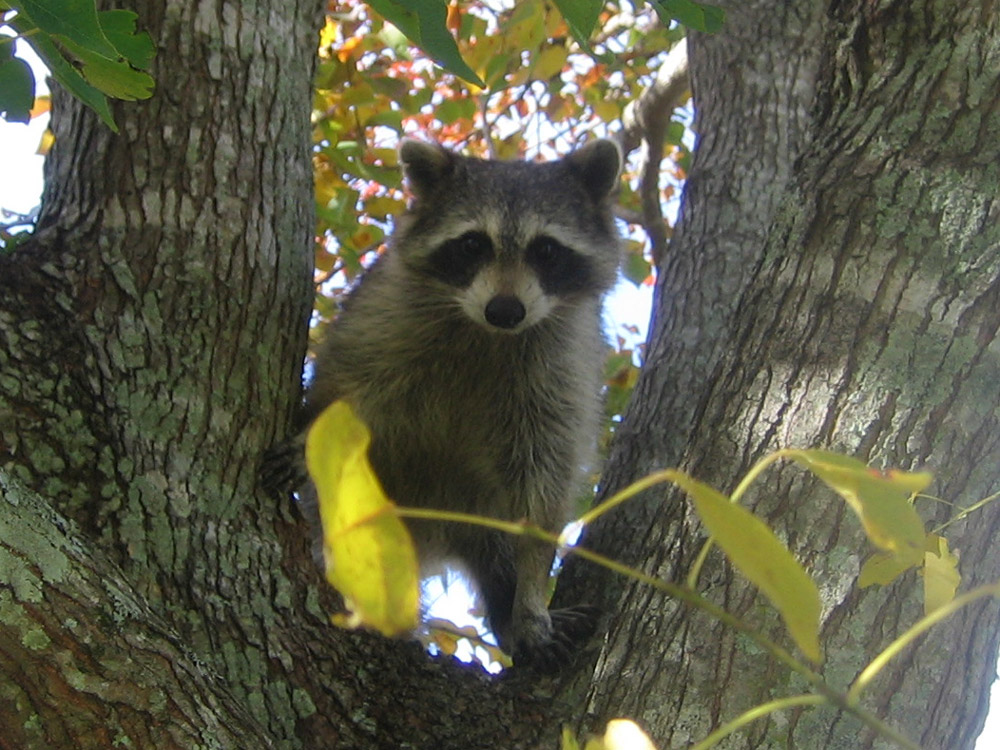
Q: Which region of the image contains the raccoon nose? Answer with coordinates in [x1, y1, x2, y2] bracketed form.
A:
[484, 295, 526, 329]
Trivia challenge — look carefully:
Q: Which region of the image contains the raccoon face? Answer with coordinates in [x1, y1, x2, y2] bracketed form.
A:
[397, 139, 623, 334]
[420, 229, 599, 331]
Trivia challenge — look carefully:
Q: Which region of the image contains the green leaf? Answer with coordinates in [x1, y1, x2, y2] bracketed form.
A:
[59, 36, 154, 101]
[677, 474, 822, 662]
[366, 108, 405, 132]
[368, 74, 410, 101]
[785, 449, 929, 565]
[650, 0, 725, 33]
[666, 120, 686, 146]
[307, 400, 420, 637]
[483, 50, 508, 90]
[0, 39, 35, 124]
[553, 0, 603, 47]
[17, 0, 120, 60]
[622, 245, 652, 285]
[98, 9, 155, 70]
[435, 95, 476, 125]
[5, 3, 155, 129]
[551, 0, 613, 63]
[1, 226, 35, 253]
[11, 16, 118, 131]
[367, 0, 485, 87]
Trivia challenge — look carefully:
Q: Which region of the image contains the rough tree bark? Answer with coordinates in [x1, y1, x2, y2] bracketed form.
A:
[0, 2, 568, 748]
[558, 1, 1000, 749]
[2, 0, 999, 749]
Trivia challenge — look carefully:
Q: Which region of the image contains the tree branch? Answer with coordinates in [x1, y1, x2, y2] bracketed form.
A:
[0, 476, 275, 749]
[616, 40, 689, 267]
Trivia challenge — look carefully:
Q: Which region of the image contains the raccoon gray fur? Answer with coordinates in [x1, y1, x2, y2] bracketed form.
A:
[261, 138, 623, 668]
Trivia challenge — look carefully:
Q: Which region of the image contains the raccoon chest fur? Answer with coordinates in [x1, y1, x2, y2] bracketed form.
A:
[345, 316, 602, 525]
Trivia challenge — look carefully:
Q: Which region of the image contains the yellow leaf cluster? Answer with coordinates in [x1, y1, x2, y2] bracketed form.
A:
[786, 449, 963, 613]
[859, 533, 962, 614]
[784, 450, 930, 565]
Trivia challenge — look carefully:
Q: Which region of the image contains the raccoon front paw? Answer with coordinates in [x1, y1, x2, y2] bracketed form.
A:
[258, 435, 308, 497]
[512, 604, 600, 672]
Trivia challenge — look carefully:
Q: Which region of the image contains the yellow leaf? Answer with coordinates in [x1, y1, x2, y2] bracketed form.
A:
[370, 147, 399, 168]
[593, 98, 620, 123]
[348, 225, 385, 252]
[678, 474, 822, 662]
[463, 35, 500, 89]
[363, 195, 406, 221]
[314, 161, 348, 207]
[30, 95, 51, 119]
[306, 400, 419, 637]
[785, 450, 929, 565]
[533, 44, 569, 79]
[923, 534, 960, 615]
[36, 128, 55, 157]
[858, 550, 915, 588]
[601, 720, 658, 750]
[560, 727, 582, 750]
[484, 642, 513, 668]
[433, 630, 460, 656]
[318, 17, 339, 55]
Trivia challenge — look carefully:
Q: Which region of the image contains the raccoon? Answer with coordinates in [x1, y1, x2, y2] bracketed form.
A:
[262, 138, 623, 668]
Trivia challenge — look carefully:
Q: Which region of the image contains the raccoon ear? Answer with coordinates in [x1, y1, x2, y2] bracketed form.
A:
[399, 139, 457, 198]
[565, 139, 622, 201]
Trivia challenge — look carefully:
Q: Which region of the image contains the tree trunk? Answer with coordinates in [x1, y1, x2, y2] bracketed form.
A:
[560, 1, 1000, 748]
[3, 0, 999, 749]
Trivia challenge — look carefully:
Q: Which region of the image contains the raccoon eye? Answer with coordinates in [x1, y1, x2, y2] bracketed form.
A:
[526, 236, 592, 295]
[425, 230, 493, 287]
[528, 237, 572, 271]
[451, 231, 493, 262]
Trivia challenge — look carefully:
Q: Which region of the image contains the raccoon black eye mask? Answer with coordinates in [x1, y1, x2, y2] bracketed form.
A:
[424, 230, 494, 287]
[261, 138, 623, 670]
[525, 235, 594, 295]
[425, 230, 595, 301]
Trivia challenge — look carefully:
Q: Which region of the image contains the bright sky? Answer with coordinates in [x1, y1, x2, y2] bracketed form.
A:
[1, 27, 998, 750]
[0, 37, 47, 219]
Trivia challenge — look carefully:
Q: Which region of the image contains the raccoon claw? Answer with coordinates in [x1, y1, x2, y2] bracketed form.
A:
[258, 437, 308, 497]
[513, 605, 600, 672]
[550, 604, 600, 643]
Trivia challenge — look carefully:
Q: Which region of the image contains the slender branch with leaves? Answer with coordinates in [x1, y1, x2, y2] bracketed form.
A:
[306, 400, 994, 750]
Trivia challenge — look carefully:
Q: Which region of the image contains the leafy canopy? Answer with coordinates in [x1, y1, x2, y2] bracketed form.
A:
[0, 1, 153, 131]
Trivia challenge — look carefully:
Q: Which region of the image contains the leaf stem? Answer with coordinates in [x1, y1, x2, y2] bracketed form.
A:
[394, 502, 924, 750]
[730, 449, 792, 504]
[689, 694, 825, 750]
[395, 506, 530, 538]
[687, 450, 790, 587]
[399, 504, 822, 686]
[575, 469, 684, 527]
[932, 489, 1000, 535]
[847, 583, 1000, 704]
